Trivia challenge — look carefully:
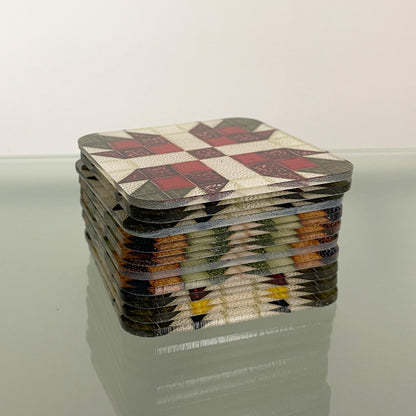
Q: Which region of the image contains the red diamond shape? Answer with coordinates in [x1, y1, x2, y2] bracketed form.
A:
[109, 140, 143, 150]
[278, 157, 318, 170]
[153, 176, 194, 191]
[233, 152, 269, 165]
[172, 161, 211, 174]
[205, 137, 236, 146]
[147, 143, 183, 154]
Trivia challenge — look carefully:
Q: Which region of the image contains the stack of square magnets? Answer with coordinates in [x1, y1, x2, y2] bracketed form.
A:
[77, 117, 353, 337]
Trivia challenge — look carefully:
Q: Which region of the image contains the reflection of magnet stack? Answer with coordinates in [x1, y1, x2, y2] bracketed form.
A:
[87, 261, 335, 416]
[77, 118, 352, 336]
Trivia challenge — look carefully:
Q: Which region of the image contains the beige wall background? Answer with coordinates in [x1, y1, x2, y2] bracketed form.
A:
[1, 0, 415, 156]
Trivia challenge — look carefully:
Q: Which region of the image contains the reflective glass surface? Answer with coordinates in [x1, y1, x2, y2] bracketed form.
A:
[1, 150, 415, 416]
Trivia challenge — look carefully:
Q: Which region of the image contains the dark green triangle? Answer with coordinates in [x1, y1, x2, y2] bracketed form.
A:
[164, 187, 196, 200]
[215, 117, 262, 131]
[131, 181, 169, 201]
[78, 134, 113, 149]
